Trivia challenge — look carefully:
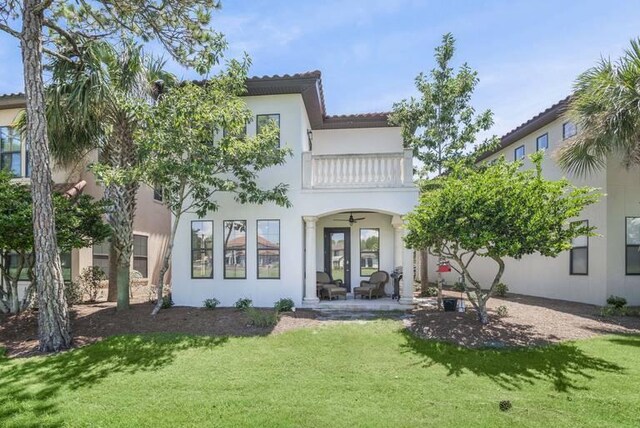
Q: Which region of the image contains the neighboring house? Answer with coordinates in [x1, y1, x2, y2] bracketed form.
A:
[172, 71, 419, 308]
[427, 97, 640, 306]
[0, 93, 171, 290]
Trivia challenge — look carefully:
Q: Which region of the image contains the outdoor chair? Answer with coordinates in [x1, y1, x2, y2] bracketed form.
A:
[353, 270, 389, 299]
[316, 271, 347, 300]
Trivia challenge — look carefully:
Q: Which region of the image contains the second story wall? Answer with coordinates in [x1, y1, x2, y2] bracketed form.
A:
[312, 127, 403, 155]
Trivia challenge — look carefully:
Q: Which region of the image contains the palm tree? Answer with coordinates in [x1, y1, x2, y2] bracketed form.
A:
[45, 40, 175, 310]
[558, 38, 640, 175]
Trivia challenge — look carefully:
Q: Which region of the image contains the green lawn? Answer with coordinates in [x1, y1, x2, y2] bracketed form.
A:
[1, 322, 639, 427]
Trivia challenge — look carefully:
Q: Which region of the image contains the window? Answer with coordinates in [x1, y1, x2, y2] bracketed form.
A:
[256, 114, 280, 145]
[514, 145, 525, 161]
[0, 126, 22, 176]
[257, 220, 280, 279]
[133, 235, 148, 277]
[563, 121, 577, 140]
[191, 221, 213, 278]
[536, 133, 549, 151]
[153, 185, 163, 202]
[93, 240, 110, 276]
[4, 251, 30, 281]
[224, 220, 246, 279]
[360, 228, 380, 276]
[570, 220, 588, 275]
[626, 217, 640, 275]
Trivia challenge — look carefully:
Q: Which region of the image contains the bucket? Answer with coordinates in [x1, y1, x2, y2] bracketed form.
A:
[443, 298, 457, 312]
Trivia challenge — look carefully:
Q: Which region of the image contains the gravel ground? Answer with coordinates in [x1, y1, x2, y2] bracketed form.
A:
[2, 290, 640, 357]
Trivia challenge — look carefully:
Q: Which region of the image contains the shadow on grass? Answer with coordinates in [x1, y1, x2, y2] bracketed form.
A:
[400, 329, 629, 392]
[0, 334, 227, 427]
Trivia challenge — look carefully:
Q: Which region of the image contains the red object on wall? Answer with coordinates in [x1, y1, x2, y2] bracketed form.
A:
[436, 264, 451, 273]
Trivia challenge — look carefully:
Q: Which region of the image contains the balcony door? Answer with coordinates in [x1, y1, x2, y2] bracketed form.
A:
[323, 228, 351, 291]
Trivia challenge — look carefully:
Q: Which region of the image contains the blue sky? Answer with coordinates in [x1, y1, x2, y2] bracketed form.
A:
[1, 0, 639, 136]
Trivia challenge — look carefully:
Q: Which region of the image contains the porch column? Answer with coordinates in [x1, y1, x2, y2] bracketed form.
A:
[303, 216, 319, 306]
[392, 216, 414, 305]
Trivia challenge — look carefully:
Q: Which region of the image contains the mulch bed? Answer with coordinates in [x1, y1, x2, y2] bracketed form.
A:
[3, 290, 640, 357]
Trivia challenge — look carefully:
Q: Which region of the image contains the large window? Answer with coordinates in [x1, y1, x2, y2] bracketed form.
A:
[224, 220, 246, 279]
[191, 221, 213, 278]
[360, 228, 380, 276]
[0, 126, 22, 176]
[93, 240, 110, 276]
[626, 217, 640, 275]
[257, 220, 280, 279]
[2, 251, 70, 282]
[570, 220, 588, 275]
[536, 133, 549, 151]
[153, 185, 163, 202]
[563, 121, 577, 139]
[514, 145, 525, 161]
[133, 235, 148, 277]
[256, 114, 280, 146]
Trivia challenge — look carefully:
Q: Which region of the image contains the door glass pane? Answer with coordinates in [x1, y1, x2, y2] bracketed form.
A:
[360, 229, 379, 276]
[570, 247, 588, 275]
[330, 232, 345, 282]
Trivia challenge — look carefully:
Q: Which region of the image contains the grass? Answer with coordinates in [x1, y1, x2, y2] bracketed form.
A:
[1, 323, 639, 427]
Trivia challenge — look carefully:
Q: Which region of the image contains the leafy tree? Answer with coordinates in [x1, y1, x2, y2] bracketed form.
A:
[43, 40, 176, 311]
[0, 171, 110, 314]
[0, 0, 224, 351]
[137, 59, 292, 315]
[404, 153, 599, 324]
[390, 33, 498, 303]
[558, 38, 640, 175]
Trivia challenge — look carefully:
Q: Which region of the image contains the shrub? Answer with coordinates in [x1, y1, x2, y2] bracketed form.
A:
[494, 283, 509, 297]
[64, 281, 83, 306]
[203, 298, 220, 309]
[453, 282, 466, 292]
[161, 295, 174, 309]
[246, 307, 279, 327]
[234, 297, 253, 310]
[77, 266, 106, 302]
[606, 295, 627, 309]
[424, 286, 439, 297]
[499, 400, 512, 412]
[274, 298, 295, 312]
[496, 305, 509, 318]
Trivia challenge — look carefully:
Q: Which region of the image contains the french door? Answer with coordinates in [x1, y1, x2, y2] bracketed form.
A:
[323, 228, 351, 291]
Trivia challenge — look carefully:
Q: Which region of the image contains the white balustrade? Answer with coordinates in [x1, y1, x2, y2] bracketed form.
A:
[302, 149, 413, 189]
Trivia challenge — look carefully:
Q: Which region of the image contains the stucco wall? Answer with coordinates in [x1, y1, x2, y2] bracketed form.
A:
[313, 127, 403, 155]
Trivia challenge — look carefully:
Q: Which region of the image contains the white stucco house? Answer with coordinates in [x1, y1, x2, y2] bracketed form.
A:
[172, 71, 419, 308]
[427, 97, 640, 306]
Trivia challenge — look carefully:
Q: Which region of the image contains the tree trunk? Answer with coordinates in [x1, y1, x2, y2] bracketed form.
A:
[21, 0, 72, 351]
[476, 297, 489, 324]
[152, 212, 181, 315]
[419, 249, 429, 296]
[107, 241, 118, 301]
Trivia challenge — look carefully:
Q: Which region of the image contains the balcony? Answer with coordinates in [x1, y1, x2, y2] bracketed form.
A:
[302, 149, 414, 189]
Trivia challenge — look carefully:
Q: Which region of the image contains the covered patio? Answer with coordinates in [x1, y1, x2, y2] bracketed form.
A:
[301, 209, 415, 308]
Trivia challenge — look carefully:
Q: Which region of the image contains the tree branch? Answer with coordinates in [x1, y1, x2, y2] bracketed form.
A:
[0, 22, 21, 40]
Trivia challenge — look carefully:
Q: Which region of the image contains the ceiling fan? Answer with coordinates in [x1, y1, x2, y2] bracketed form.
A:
[334, 212, 365, 225]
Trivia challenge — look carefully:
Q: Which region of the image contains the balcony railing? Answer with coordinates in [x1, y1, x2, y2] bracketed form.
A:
[302, 149, 414, 189]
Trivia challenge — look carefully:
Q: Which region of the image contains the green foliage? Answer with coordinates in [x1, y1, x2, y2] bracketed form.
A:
[499, 400, 512, 412]
[390, 33, 498, 178]
[405, 154, 600, 322]
[558, 38, 640, 176]
[274, 298, 295, 312]
[77, 267, 107, 302]
[424, 287, 439, 297]
[495, 305, 509, 318]
[245, 307, 279, 328]
[203, 298, 220, 309]
[64, 281, 83, 306]
[234, 298, 253, 310]
[494, 283, 509, 297]
[606, 295, 627, 309]
[453, 282, 466, 293]
[161, 295, 174, 309]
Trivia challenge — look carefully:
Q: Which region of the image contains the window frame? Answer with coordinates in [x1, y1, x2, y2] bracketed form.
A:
[0, 126, 23, 177]
[256, 219, 280, 280]
[569, 220, 588, 276]
[132, 234, 149, 278]
[625, 217, 640, 276]
[256, 114, 280, 146]
[536, 133, 549, 151]
[191, 220, 214, 279]
[359, 228, 380, 277]
[563, 121, 577, 140]
[153, 185, 163, 202]
[514, 145, 525, 161]
[223, 220, 247, 280]
[92, 240, 110, 277]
